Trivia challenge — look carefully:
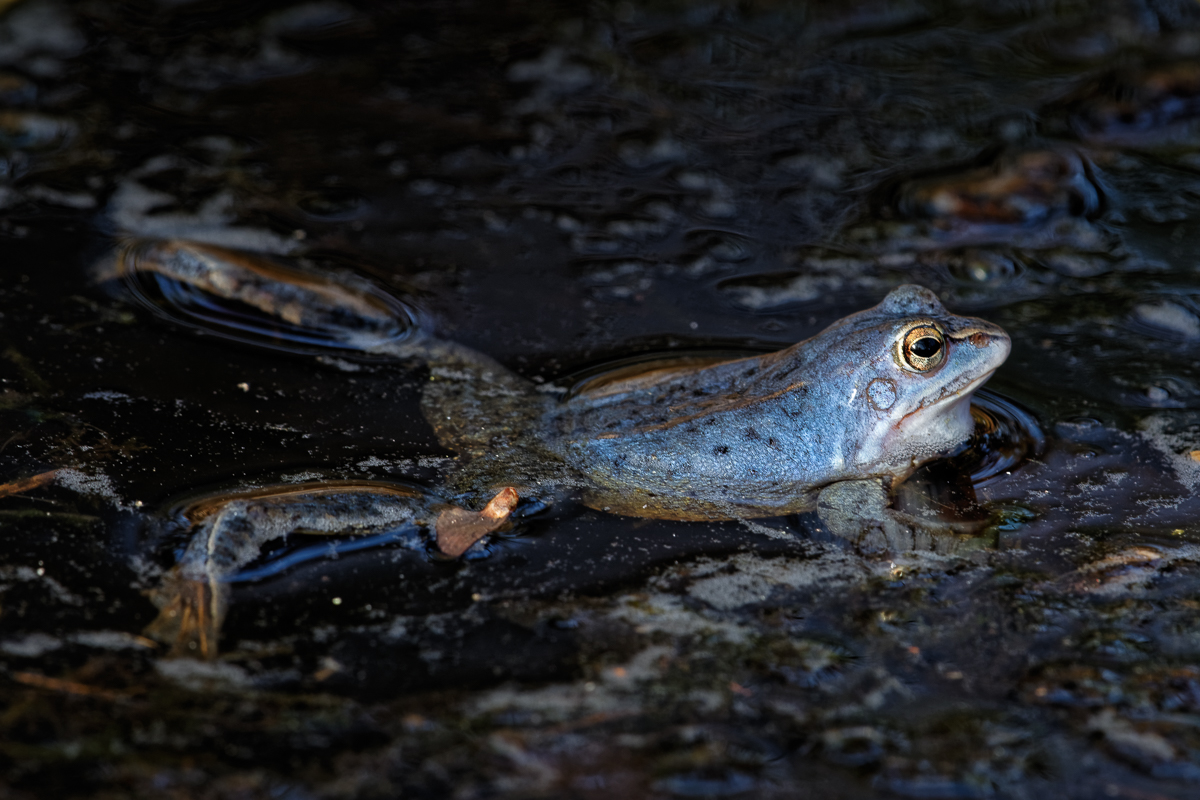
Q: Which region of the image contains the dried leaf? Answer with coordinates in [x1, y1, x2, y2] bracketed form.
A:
[436, 487, 518, 557]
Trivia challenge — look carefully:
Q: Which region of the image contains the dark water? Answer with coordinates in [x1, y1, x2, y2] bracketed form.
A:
[6, 0, 1200, 797]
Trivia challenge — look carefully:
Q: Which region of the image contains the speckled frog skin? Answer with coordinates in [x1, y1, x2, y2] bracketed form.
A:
[416, 284, 1010, 521]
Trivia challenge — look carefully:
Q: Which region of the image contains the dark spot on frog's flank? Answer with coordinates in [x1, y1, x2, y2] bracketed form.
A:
[745, 426, 761, 441]
[714, 445, 729, 456]
[705, 417, 718, 426]
[768, 437, 779, 448]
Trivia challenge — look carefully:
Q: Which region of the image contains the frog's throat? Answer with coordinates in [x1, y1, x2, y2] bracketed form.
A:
[891, 367, 998, 433]
[857, 366, 996, 476]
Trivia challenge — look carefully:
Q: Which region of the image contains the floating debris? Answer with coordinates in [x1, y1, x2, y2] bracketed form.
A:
[719, 270, 843, 311]
[935, 248, 1026, 286]
[436, 486, 519, 558]
[718, 247, 1036, 313]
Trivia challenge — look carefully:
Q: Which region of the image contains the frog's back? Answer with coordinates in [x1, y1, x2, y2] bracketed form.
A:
[552, 351, 795, 437]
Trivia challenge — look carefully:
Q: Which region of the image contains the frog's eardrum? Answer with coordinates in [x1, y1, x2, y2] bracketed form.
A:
[98, 239, 417, 356]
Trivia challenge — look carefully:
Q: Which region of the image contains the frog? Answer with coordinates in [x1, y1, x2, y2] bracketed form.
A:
[105, 240, 1010, 655]
[408, 298, 999, 524]
[540, 285, 1009, 521]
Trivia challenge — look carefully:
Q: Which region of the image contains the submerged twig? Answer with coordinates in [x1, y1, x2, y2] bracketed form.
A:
[0, 470, 58, 499]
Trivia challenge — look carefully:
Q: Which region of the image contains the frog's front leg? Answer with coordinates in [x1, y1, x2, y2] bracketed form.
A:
[816, 478, 983, 554]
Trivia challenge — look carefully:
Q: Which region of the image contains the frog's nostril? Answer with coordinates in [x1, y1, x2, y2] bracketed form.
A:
[968, 332, 990, 348]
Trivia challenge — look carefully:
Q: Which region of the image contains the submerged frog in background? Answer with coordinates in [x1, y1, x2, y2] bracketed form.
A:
[104, 240, 1010, 655]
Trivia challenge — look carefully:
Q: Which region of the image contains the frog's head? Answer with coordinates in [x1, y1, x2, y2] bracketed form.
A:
[818, 284, 1010, 479]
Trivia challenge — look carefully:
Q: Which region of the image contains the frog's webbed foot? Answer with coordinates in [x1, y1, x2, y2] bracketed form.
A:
[435, 486, 520, 558]
[816, 479, 987, 555]
[143, 571, 225, 660]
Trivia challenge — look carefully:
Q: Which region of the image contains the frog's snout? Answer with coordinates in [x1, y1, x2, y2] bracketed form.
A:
[935, 320, 1011, 393]
[952, 321, 1011, 365]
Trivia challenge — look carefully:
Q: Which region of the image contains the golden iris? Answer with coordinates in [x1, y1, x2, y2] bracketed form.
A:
[899, 324, 945, 372]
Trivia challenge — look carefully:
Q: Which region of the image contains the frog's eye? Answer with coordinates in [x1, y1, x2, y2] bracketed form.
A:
[899, 324, 945, 372]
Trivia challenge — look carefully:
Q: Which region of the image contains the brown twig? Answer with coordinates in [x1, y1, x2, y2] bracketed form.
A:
[0, 470, 58, 498]
[10, 671, 134, 702]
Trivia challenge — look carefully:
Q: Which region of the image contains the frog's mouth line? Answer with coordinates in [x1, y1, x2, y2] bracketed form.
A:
[892, 366, 1000, 431]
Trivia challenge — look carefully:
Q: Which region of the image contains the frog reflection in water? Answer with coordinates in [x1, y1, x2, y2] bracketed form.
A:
[109, 241, 1009, 656]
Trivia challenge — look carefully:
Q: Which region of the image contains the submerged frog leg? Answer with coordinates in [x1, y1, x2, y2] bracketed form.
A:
[435, 486, 519, 557]
[108, 239, 564, 521]
[394, 335, 553, 457]
[144, 485, 429, 659]
[383, 334, 566, 508]
[145, 499, 281, 659]
[144, 570, 222, 659]
[816, 479, 986, 555]
[103, 240, 414, 352]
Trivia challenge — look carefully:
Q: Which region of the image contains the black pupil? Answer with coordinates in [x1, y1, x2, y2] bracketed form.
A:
[911, 337, 941, 358]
